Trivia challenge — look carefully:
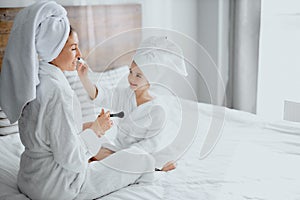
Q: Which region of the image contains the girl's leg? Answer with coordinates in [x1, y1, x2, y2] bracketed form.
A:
[77, 147, 155, 199]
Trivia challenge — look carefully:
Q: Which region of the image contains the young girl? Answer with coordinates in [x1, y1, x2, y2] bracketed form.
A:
[78, 36, 187, 171]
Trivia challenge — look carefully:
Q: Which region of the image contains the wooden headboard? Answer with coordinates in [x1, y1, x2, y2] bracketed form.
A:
[0, 4, 141, 72]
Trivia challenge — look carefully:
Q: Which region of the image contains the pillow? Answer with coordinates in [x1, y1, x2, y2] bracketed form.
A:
[0, 108, 19, 136]
[64, 66, 129, 122]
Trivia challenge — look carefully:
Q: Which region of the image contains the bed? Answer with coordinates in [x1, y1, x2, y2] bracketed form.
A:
[1, 3, 300, 200]
[1, 66, 300, 199]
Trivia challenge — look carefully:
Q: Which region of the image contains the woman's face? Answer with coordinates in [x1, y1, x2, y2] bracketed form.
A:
[128, 61, 149, 91]
[50, 31, 82, 71]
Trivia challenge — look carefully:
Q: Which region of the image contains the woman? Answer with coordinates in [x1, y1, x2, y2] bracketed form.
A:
[0, 1, 155, 199]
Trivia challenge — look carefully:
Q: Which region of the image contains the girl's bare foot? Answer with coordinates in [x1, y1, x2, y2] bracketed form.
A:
[155, 161, 176, 172]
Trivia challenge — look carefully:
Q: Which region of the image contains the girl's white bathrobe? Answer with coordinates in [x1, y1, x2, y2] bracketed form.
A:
[17, 62, 154, 200]
[94, 84, 166, 154]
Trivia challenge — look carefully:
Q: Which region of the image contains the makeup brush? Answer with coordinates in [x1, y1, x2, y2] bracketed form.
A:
[110, 111, 124, 118]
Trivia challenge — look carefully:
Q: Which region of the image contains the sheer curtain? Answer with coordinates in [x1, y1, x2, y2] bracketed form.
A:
[196, 0, 261, 113]
[228, 0, 261, 113]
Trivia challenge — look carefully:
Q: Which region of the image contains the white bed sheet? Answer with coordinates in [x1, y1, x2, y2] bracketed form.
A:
[1, 101, 300, 200]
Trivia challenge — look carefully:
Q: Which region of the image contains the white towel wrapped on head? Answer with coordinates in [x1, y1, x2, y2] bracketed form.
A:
[133, 36, 187, 84]
[0, 1, 70, 123]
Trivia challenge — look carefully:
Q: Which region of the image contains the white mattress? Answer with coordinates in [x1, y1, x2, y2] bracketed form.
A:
[1, 101, 300, 200]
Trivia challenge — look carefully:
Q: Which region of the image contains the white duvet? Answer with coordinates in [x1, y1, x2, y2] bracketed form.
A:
[1, 100, 300, 200]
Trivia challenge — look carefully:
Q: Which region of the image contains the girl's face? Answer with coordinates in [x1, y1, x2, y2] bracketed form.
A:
[128, 61, 149, 91]
[50, 31, 82, 71]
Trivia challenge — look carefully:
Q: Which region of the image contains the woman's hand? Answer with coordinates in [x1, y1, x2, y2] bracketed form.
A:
[89, 108, 113, 137]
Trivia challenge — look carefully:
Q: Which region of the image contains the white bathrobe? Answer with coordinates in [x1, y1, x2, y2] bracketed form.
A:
[94, 84, 166, 154]
[18, 62, 154, 200]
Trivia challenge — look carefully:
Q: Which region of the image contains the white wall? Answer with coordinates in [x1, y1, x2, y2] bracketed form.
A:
[0, 0, 33, 7]
[257, 0, 300, 121]
[0, 0, 144, 7]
